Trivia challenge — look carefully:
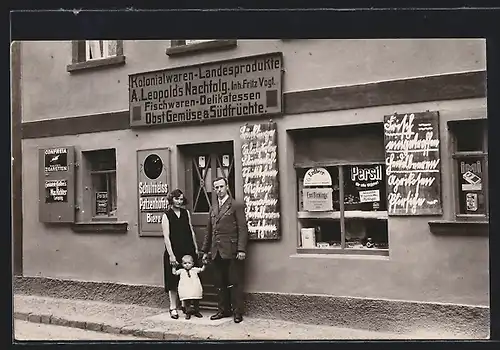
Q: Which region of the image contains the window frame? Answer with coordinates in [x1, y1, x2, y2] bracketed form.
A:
[67, 40, 126, 73]
[166, 39, 237, 56]
[295, 160, 389, 256]
[82, 149, 118, 222]
[449, 119, 489, 220]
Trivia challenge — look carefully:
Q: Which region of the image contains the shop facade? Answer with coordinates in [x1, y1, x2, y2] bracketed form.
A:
[14, 39, 489, 335]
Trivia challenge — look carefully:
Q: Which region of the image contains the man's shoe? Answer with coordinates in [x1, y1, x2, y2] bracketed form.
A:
[210, 311, 232, 320]
[233, 313, 243, 323]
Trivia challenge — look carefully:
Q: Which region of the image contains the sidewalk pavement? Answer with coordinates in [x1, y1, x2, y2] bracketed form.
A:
[13, 294, 472, 341]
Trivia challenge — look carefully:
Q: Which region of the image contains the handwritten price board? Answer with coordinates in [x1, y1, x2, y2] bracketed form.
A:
[240, 122, 281, 240]
[384, 111, 443, 216]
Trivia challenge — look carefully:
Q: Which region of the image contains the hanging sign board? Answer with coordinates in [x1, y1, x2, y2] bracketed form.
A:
[240, 122, 281, 240]
[383, 111, 443, 215]
[137, 148, 171, 236]
[129, 52, 283, 127]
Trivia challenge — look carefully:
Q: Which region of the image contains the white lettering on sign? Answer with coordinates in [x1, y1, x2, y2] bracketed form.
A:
[130, 53, 283, 127]
[139, 197, 169, 211]
[44, 148, 68, 155]
[138, 182, 169, 195]
[351, 165, 383, 182]
[146, 213, 163, 223]
[384, 112, 442, 215]
[240, 123, 281, 240]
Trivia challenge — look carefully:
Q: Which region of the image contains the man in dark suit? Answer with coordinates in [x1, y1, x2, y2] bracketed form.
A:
[202, 176, 248, 323]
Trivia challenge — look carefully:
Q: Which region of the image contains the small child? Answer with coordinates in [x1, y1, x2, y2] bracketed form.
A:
[172, 254, 206, 319]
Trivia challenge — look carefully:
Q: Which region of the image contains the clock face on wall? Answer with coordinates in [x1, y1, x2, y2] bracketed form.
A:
[143, 153, 163, 180]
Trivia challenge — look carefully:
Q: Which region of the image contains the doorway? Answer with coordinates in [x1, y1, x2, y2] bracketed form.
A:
[181, 141, 235, 307]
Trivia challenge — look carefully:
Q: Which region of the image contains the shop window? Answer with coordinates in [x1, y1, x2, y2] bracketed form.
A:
[450, 119, 488, 218]
[83, 149, 117, 219]
[67, 40, 125, 73]
[293, 123, 389, 255]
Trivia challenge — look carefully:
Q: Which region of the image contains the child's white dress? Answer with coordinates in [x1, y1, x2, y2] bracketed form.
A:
[176, 268, 203, 301]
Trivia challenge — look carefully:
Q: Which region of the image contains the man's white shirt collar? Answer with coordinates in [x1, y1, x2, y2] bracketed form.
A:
[218, 194, 229, 207]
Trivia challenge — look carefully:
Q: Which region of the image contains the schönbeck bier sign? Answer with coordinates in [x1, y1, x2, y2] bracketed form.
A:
[129, 52, 283, 127]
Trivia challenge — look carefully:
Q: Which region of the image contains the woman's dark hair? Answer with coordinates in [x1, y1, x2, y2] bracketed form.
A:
[167, 188, 188, 205]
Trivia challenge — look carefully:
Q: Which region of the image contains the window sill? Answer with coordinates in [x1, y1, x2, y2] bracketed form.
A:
[66, 55, 126, 73]
[428, 220, 488, 236]
[91, 216, 118, 222]
[298, 211, 388, 220]
[297, 247, 389, 257]
[71, 221, 128, 234]
[166, 40, 237, 56]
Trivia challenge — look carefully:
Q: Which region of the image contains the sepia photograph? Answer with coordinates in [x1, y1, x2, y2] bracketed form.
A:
[11, 34, 490, 341]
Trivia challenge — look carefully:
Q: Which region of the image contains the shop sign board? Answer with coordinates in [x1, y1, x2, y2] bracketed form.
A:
[383, 111, 443, 215]
[39, 146, 76, 223]
[129, 52, 283, 127]
[137, 148, 171, 236]
[240, 122, 281, 240]
[303, 167, 332, 186]
[303, 188, 333, 211]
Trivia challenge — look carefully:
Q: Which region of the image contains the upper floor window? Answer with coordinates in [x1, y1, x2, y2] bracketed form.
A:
[166, 40, 237, 56]
[86, 40, 118, 60]
[67, 40, 125, 73]
[177, 40, 215, 46]
[450, 119, 488, 218]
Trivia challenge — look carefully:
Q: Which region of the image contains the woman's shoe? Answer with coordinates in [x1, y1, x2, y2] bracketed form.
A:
[169, 309, 179, 319]
[192, 311, 203, 318]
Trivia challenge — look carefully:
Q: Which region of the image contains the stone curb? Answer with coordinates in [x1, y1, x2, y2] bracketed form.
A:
[14, 311, 205, 341]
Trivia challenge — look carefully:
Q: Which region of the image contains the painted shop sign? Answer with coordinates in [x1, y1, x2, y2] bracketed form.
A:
[129, 52, 283, 127]
[44, 148, 68, 172]
[240, 122, 281, 240]
[383, 111, 442, 215]
[137, 148, 171, 236]
[45, 179, 68, 203]
[39, 146, 76, 223]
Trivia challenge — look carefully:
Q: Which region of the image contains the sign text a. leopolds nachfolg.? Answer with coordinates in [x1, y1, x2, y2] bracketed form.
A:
[129, 53, 283, 127]
[384, 111, 442, 215]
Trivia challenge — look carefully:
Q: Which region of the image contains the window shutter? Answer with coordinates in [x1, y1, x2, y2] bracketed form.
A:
[39, 146, 76, 223]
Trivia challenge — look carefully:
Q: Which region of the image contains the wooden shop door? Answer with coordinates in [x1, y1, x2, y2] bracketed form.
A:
[183, 141, 235, 308]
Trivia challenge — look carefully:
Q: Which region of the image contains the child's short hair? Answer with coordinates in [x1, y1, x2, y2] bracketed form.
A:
[182, 255, 194, 263]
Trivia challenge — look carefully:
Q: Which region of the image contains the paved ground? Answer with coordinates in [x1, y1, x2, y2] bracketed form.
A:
[14, 320, 149, 341]
[13, 294, 482, 340]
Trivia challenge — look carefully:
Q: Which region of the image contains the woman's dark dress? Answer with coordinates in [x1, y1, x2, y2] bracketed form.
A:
[163, 208, 197, 292]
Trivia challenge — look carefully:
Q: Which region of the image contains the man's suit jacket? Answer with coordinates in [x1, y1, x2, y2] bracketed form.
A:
[202, 197, 248, 260]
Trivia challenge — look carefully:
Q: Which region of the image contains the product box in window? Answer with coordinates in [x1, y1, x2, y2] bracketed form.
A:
[300, 228, 316, 248]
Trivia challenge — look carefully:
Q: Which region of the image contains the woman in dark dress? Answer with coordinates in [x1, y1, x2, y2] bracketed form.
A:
[161, 189, 199, 319]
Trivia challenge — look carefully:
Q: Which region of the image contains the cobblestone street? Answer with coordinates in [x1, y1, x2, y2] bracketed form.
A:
[14, 320, 149, 341]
